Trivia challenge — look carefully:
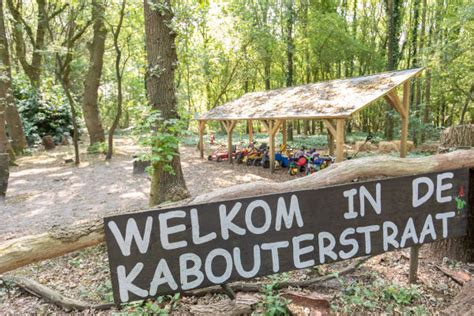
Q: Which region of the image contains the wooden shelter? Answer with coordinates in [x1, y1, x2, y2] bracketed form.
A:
[197, 68, 424, 172]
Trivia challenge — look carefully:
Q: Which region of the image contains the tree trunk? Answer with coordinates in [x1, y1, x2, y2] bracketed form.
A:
[1, 0, 25, 154]
[384, 0, 402, 140]
[144, 0, 189, 207]
[285, 0, 294, 88]
[0, 150, 473, 274]
[106, 0, 126, 160]
[0, 0, 10, 196]
[82, 0, 106, 146]
[6, 0, 46, 89]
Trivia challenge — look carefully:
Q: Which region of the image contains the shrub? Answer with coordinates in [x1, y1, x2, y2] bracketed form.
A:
[13, 78, 75, 146]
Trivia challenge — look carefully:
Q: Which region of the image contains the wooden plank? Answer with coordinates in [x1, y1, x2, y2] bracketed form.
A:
[104, 169, 470, 303]
[282, 120, 287, 148]
[336, 119, 345, 162]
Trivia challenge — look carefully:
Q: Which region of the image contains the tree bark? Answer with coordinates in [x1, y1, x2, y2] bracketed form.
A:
[0, 150, 473, 274]
[1, 0, 26, 154]
[384, 0, 402, 140]
[106, 0, 126, 160]
[0, 0, 10, 195]
[6, 0, 47, 89]
[144, 0, 189, 206]
[82, 0, 106, 146]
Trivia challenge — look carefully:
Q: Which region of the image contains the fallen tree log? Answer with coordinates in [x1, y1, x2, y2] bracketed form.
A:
[0, 150, 473, 274]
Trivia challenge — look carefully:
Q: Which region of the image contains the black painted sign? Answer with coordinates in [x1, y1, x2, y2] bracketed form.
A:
[104, 169, 471, 303]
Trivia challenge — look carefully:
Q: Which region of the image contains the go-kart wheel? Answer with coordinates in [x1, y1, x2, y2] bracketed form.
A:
[217, 157, 222, 162]
[207, 155, 212, 161]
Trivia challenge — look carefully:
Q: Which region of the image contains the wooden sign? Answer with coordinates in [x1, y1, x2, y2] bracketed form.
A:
[104, 169, 471, 303]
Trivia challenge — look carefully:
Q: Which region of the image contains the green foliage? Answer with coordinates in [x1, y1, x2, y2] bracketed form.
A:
[120, 293, 181, 315]
[332, 276, 426, 314]
[255, 274, 291, 316]
[13, 78, 74, 145]
[87, 142, 108, 154]
[134, 110, 190, 175]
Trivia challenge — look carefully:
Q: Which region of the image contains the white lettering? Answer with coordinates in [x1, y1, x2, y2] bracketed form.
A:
[204, 248, 233, 284]
[419, 215, 436, 243]
[339, 228, 359, 259]
[435, 211, 455, 238]
[400, 217, 418, 247]
[318, 232, 337, 263]
[412, 177, 434, 208]
[261, 241, 289, 272]
[437, 172, 453, 203]
[292, 234, 315, 268]
[117, 263, 148, 303]
[220, 202, 245, 240]
[356, 225, 380, 254]
[191, 208, 217, 245]
[233, 246, 261, 278]
[180, 253, 204, 290]
[159, 211, 187, 250]
[149, 259, 178, 295]
[275, 195, 304, 231]
[108, 217, 153, 256]
[245, 200, 272, 235]
[343, 188, 358, 219]
[383, 221, 399, 251]
[359, 184, 382, 216]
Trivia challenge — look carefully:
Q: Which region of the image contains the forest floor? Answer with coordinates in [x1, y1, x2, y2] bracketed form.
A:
[0, 137, 471, 314]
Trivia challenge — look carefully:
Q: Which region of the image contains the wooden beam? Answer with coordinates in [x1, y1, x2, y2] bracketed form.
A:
[400, 82, 410, 158]
[385, 91, 407, 118]
[323, 119, 336, 137]
[198, 120, 206, 159]
[335, 119, 345, 162]
[282, 120, 287, 148]
[248, 120, 253, 144]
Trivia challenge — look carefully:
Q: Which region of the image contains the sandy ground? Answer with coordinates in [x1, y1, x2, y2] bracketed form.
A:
[0, 137, 292, 241]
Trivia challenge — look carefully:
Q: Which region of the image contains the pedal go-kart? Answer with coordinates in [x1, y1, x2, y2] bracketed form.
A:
[208, 145, 237, 162]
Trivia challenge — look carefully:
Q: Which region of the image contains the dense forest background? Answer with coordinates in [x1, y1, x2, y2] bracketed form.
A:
[1, 0, 473, 154]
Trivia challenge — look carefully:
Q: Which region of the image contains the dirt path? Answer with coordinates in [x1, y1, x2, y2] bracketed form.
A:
[0, 137, 291, 241]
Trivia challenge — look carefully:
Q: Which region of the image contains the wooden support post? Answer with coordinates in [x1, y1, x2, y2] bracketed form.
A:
[198, 120, 206, 159]
[223, 120, 236, 164]
[402, 81, 416, 282]
[282, 120, 287, 148]
[388, 81, 416, 282]
[409, 245, 420, 283]
[264, 119, 282, 173]
[400, 82, 410, 158]
[248, 120, 253, 144]
[328, 132, 335, 156]
[335, 119, 345, 162]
